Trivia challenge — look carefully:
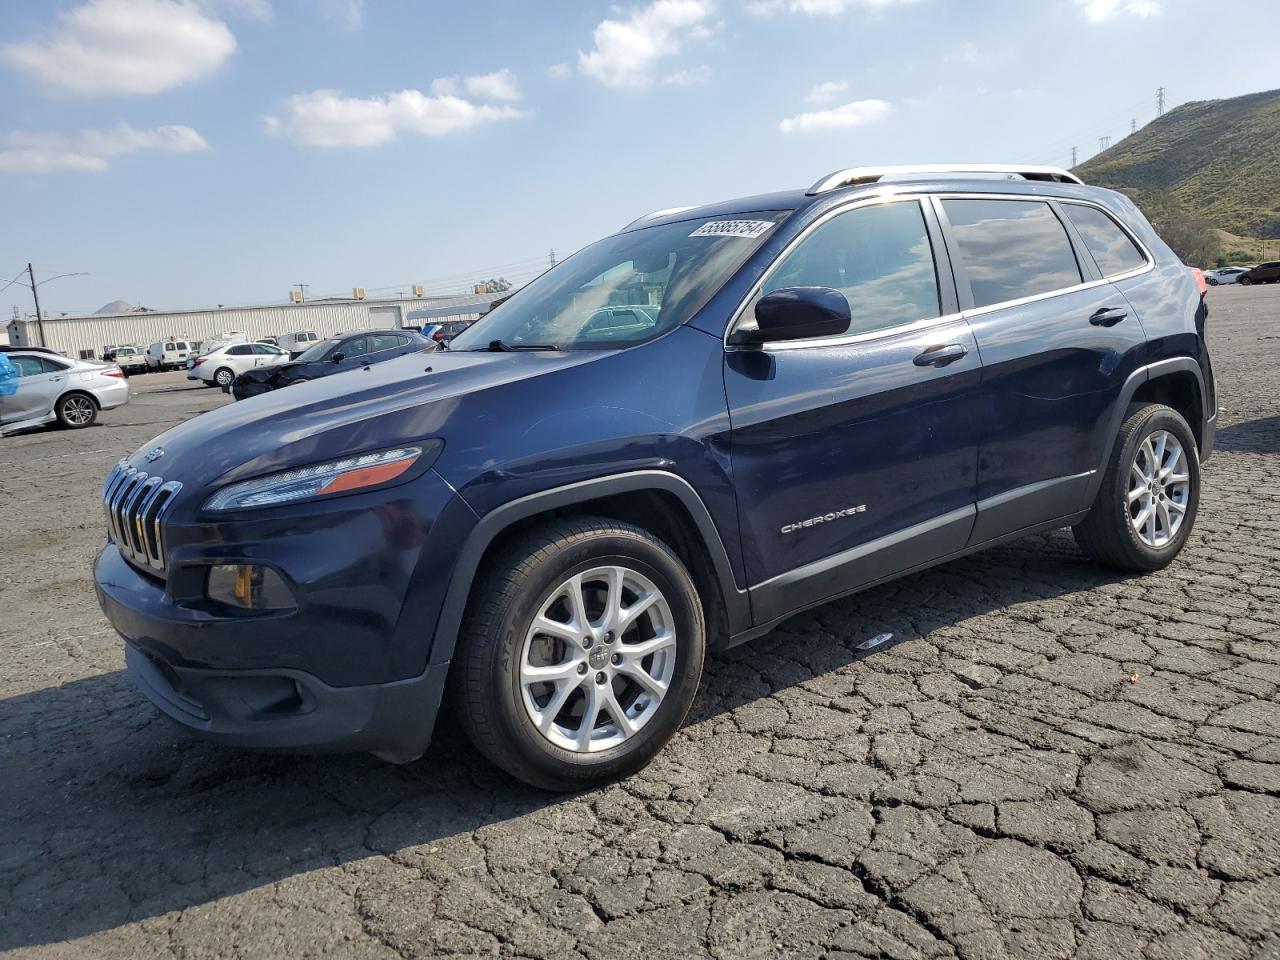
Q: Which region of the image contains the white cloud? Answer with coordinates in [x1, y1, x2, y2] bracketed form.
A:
[958, 41, 978, 63]
[266, 87, 526, 147]
[1, 0, 236, 96]
[0, 122, 208, 173]
[578, 0, 714, 88]
[779, 98, 891, 133]
[663, 65, 711, 86]
[317, 0, 363, 30]
[805, 80, 849, 103]
[1075, 0, 1162, 21]
[464, 69, 522, 101]
[749, 0, 917, 16]
[547, 62, 572, 79]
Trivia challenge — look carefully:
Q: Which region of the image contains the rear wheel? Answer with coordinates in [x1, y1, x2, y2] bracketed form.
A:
[453, 517, 706, 791]
[213, 367, 235, 388]
[55, 393, 97, 429]
[1239, 276, 1252, 285]
[1074, 403, 1199, 571]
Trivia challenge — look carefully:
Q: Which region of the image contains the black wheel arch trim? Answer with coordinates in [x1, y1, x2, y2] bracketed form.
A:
[428, 471, 751, 667]
[1086, 356, 1210, 504]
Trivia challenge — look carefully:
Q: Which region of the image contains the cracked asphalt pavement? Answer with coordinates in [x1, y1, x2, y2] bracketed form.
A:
[2, 284, 1279, 959]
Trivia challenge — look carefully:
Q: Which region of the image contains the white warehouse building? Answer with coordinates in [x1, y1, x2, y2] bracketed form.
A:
[6, 291, 501, 360]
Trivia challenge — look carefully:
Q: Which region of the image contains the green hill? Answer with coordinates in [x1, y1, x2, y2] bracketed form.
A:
[1074, 88, 1280, 241]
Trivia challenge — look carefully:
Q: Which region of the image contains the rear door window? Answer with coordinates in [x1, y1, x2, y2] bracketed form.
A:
[227, 345, 253, 356]
[1062, 204, 1147, 277]
[941, 198, 1083, 308]
[371, 334, 402, 352]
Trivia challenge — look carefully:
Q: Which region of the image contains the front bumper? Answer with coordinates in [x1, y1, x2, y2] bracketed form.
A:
[123, 642, 448, 762]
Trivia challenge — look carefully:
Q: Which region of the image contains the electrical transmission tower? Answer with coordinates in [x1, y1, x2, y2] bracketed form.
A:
[1131, 118, 1137, 134]
[1071, 146, 1077, 167]
[1098, 136, 1110, 152]
[1157, 86, 1166, 116]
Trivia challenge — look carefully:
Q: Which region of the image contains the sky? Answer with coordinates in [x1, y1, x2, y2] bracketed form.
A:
[1, 0, 1277, 317]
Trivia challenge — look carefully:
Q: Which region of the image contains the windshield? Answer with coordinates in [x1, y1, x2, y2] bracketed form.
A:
[449, 212, 790, 351]
[297, 338, 338, 362]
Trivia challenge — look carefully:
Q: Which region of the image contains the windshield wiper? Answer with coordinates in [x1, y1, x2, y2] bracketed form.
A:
[480, 339, 559, 352]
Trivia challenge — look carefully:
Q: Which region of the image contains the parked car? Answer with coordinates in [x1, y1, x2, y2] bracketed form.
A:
[1, 346, 128, 434]
[230, 330, 429, 400]
[106, 345, 148, 375]
[1207, 267, 1248, 285]
[146, 339, 192, 371]
[278, 330, 321, 358]
[187, 342, 290, 389]
[95, 163, 1215, 791]
[1237, 261, 1280, 284]
[197, 332, 249, 356]
[421, 320, 472, 346]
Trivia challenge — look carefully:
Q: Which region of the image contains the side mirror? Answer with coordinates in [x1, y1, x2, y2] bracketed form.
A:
[330, 353, 345, 363]
[729, 286, 850, 346]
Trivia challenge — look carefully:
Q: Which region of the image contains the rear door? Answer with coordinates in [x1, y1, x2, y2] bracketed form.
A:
[724, 197, 982, 624]
[936, 195, 1149, 542]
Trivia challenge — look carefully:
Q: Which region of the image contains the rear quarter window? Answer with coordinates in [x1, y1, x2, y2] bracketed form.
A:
[1062, 204, 1147, 277]
[942, 198, 1083, 309]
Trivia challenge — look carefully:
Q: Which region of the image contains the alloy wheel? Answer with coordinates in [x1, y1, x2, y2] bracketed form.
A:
[62, 396, 94, 425]
[1129, 429, 1191, 547]
[519, 565, 676, 753]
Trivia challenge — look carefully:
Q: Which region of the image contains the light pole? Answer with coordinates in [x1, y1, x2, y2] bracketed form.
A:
[15, 265, 88, 346]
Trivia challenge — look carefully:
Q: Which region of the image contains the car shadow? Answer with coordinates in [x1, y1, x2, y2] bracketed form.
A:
[0, 529, 1136, 950]
[1213, 415, 1280, 454]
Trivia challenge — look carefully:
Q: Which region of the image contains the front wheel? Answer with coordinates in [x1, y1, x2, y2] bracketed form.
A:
[453, 517, 706, 791]
[1074, 403, 1200, 571]
[1239, 276, 1252, 285]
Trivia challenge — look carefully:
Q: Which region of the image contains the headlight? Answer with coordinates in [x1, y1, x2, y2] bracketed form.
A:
[203, 443, 438, 512]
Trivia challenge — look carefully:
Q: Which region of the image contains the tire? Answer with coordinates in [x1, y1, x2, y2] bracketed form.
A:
[453, 516, 706, 791]
[1239, 276, 1251, 285]
[213, 367, 235, 388]
[55, 392, 97, 429]
[1073, 403, 1200, 571]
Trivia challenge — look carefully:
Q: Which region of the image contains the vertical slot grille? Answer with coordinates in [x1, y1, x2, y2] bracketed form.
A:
[102, 458, 182, 573]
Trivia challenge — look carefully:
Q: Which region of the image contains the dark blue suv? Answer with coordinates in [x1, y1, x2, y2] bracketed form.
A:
[94, 164, 1215, 790]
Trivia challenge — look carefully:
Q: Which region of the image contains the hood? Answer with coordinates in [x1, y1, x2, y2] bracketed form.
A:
[125, 349, 603, 491]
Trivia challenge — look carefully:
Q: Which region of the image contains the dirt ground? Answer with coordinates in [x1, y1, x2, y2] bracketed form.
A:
[2, 285, 1278, 959]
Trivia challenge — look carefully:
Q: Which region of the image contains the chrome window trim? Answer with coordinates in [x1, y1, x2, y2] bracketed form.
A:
[723, 193, 960, 351]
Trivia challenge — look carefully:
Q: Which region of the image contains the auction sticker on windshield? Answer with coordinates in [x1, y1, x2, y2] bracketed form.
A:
[689, 220, 776, 239]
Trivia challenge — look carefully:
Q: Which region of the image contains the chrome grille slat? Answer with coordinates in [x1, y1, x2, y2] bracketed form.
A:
[102, 459, 182, 573]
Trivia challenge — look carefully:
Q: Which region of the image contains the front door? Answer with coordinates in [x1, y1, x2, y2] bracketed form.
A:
[724, 198, 982, 625]
[935, 196, 1150, 542]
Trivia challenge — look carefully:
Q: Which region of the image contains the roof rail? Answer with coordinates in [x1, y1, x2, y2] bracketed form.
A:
[622, 205, 698, 231]
[806, 164, 1084, 195]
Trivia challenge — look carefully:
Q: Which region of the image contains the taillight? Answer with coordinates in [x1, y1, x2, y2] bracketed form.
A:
[1190, 267, 1208, 297]
[192, 357, 205, 367]
[432, 330, 446, 341]
[105, 366, 125, 379]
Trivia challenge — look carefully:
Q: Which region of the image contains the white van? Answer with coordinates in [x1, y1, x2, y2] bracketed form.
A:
[146, 338, 192, 371]
[278, 330, 320, 357]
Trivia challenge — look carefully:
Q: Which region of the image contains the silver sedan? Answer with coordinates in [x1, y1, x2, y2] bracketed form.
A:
[0, 348, 130, 435]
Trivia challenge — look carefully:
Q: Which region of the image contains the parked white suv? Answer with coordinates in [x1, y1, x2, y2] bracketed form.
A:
[188, 342, 289, 389]
[146, 339, 191, 371]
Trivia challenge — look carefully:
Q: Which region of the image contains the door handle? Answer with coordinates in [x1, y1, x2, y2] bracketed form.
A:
[913, 344, 968, 367]
[1090, 306, 1128, 327]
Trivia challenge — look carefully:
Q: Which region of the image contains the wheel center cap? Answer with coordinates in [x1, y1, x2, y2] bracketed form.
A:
[588, 644, 609, 670]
